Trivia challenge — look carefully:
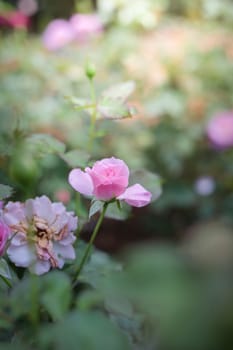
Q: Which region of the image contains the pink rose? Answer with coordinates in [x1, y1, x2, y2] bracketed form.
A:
[0, 218, 10, 256]
[207, 111, 233, 149]
[3, 196, 77, 275]
[68, 157, 152, 207]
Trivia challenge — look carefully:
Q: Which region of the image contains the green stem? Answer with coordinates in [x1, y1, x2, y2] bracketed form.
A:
[30, 275, 39, 329]
[0, 274, 12, 288]
[72, 202, 108, 284]
[88, 78, 97, 152]
[75, 192, 82, 217]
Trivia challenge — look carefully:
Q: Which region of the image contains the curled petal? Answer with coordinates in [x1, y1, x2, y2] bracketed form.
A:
[117, 184, 152, 207]
[68, 168, 94, 197]
[11, 232, 27, 246]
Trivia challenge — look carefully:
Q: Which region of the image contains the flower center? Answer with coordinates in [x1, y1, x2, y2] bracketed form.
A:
[105, 168, 115, 177]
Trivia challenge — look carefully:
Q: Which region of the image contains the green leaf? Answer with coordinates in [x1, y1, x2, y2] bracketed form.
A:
[10, 278, 34, 317]
[76, 289, 103, 310]
[0, 343, 26, 350]
[89, 200, 104, 219]
[102, 81, 136, 102]
[97, 98, 134, 120]
[60, 149, 90, 168]
[41, 271, 71, 321]
[105, 201, 131, 221]
[0, 259, 12, 280]
[26, 133, 66, 156]
[66, 241, 91, 275]
[0, 184, 13, 200]
[66, 96, 94, 114]
[80, 250, 122, 288]
[129, 169, 162, 202]
[39, 311, 130, 350]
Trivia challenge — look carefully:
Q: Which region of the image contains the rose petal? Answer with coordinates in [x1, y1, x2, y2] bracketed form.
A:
[117, 184, 152, 207]
[7, 244, 36, 267]
[94, 183, 125, 200]
[68, 168, 94, 197]
[53, 242, 76, 260]
[52, 213, 69, 233]
[11, 232, 27, 246]
[59, 233, 76, 246]
[67, 214, 78, 231]
[51, 202, 66, 215]
[3, 202, 25, 225]
[30, 260, 51, 275]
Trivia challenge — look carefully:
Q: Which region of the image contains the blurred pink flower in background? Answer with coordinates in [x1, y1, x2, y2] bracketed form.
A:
[42, 13, 103, 51]
[42, 19, 75, 51]
[194, 176, 216, 196]
[18, 0, 38, 16]
[0, 217, 10, 256]
[3, 196, 77, 275]
[54, 189, 71, 204]
[69, 157, 152, 207]
[0, 11, 29, 29]
[70, 14, 103, 42]
[207, 111, 233, 149]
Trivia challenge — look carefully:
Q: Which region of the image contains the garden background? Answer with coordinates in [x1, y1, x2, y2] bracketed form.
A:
[0, 0, 233, 349]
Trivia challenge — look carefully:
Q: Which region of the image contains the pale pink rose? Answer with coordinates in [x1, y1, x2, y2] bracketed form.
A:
[68, 157, 152, 207]
[3, 196, 78, 275]
[70, 14, 103, 42]
[207, 111, 233, 149]
[42, 19, 75, 51]
[0, 218, 10, 256]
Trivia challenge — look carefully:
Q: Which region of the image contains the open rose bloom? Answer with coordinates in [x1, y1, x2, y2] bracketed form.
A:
[2, 196, 77, 275]
[69, 157, 152, 207]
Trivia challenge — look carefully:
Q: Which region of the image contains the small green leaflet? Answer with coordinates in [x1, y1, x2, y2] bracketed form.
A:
[101, 81, 136, 102]
[60, 150, 90, 168]
[66, 96, 94, 114]
[97, 98, 134, 120]
[97, 81, 136, 120]
[0, 184, 13, 200]
[0, 259, 12, 280]
[89, 201, 104, 219]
